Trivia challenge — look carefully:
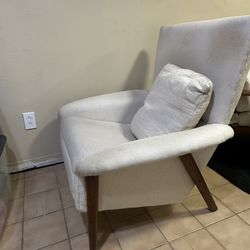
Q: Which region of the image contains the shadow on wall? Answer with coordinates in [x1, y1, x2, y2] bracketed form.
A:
[122, 50, 149, 90]
[29, 118, 61, 162]
[0, 109, 18, 166]
[5, 50, 150, 169]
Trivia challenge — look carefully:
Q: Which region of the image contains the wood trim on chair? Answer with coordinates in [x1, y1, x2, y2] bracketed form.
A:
[85, 176, 99, 250]
[180, 154, 217, 212]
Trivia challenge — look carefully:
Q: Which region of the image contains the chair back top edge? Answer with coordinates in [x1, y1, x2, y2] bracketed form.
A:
[154, 16, 250, 124]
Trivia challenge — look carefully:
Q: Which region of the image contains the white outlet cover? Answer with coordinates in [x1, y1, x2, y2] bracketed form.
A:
[22, 112, 37, 130]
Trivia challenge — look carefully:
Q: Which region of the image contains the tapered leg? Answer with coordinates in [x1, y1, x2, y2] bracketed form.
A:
[85, 176, 99, 250]
[180, 154, 217, 212]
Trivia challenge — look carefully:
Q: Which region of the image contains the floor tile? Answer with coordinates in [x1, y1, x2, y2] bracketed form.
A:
[24, 189, 62, 220]
[10, 172, 24, 181]
[60, 186, 74, 208]
[64, 207, 87, 237]
[10, 179, 24, 199]
[23, 211, 67, 250]
[238, 209, 250, 225]
[6, 198, 23, 225]
[187, 167, 227, 198]
[54, 164, 65, 171]
[153, 244, 172, 250]
[25, 171, 57, 195]
[106, 207, 146, 224]
[5, 165, 250, 250]
[184, 194, 233, 226]
[203, 167, 228, 188]
[113, 213, 166, 250]
[170, 229, 223, 250]
[188, 186, 200, 197]
[40, 240, 71, 250]
[207, 215, 250, 250]
[70, 234, 89, 250]
[55, 166, 68, 187]
[211, 183, 250, 213]
[148, 204, 202, 241]
[70, 232, 121, 250]
[0, 222, 22, 250]
[25, 166, 54, 179]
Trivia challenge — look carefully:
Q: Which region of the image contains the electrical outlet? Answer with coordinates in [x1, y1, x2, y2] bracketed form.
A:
[22, 112, 37, 130]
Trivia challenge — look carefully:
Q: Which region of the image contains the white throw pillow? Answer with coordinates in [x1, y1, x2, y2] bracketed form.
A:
[130, 64, 213, 139]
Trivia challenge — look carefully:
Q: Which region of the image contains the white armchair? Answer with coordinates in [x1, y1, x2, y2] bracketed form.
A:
[59, 16, 250, 250]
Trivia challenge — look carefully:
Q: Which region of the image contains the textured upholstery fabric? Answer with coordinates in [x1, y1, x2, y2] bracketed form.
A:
[61, 134, 217, 212]
[60, 119, 135, 211]
[75, 124, 233, 176]
[131, 64, 213, 139]
[61, 117, 135, 169]
[98, 145, 217, 211]
[60, 16, 250, 212]
[154, 16, 250, 124]
[60, 89, 147, 123]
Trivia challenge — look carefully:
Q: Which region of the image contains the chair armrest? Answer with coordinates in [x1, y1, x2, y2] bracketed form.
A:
[59, 90, 148, 123]
[75, 124, 234, 176]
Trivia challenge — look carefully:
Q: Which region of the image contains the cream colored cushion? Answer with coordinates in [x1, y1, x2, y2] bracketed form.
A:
[131, 64, 213, 139]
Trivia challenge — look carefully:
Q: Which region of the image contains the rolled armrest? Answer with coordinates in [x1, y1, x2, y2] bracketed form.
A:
[75, 124, 234, 176]
[59, 90, 147, 123]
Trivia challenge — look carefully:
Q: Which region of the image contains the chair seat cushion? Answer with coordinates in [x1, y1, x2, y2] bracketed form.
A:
[60, 117, 136, 169]
[131, 64, 213, 139]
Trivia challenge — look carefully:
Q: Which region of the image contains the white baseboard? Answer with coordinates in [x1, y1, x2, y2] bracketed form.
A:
[8, 153, 63, 173]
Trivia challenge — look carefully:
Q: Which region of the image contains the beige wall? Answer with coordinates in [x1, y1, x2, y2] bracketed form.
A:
[0, 0, 250, 171]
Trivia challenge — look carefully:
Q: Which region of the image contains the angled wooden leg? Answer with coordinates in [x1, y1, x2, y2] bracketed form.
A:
[85, 176, 99, 250]
[180, 154, 217, 212]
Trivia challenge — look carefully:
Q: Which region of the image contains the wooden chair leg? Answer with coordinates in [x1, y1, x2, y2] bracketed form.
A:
[85, 176, 99, 250]
[180, 154, 217, 212]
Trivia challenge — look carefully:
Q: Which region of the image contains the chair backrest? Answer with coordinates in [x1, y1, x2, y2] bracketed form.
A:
[154, 16, 250, 124]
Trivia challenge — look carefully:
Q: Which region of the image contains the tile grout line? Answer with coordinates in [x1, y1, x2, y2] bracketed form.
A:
[150, 242, 172, 250]
[209, 182, 231, 192]
[204, 227, 227, 250]
[236, 207, 250, 214]
[15, 164, 249, 250]
[23, 207, 64, 223]
[104, 211, 126, 250]
[235, 213, 250, 227]
[181, 202, 205, 228]
[21, 173, 25, 250]
[203, 212, 245, 249]
[35, 239, 69, 250]
[23, 167, 56, 180]
[210, 192, 239, 216]
[103, 212, 123, 250]
[182, 195, 237, 228]
[190, 187, 250, 230]
[23, 186, 58, 198]
[55, 167, 73, 250]
[23, 167, 69, 250]
[145, 208, 174, 250]
[11, 163, 63, 177]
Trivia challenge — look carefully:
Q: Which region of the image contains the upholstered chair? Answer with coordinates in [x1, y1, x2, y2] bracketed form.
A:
[59, 16, 250, 250]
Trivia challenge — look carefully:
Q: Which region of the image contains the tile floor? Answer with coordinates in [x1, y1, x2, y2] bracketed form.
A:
[1, 164, 250, 250]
